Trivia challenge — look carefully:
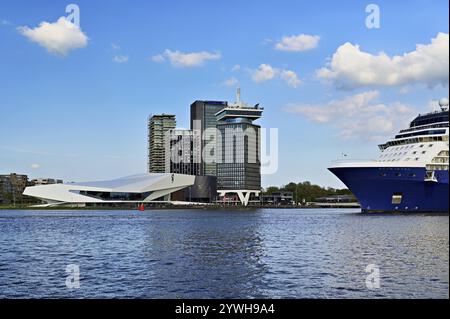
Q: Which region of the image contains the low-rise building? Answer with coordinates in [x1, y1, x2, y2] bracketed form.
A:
[31, 178, 63, 185]
[314, 195, 357, 203]
[262, 192, 294, 205]
[306, 194, 360, 208]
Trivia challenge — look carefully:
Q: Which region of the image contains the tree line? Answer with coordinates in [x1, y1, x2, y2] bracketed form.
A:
[263, 181, 354, 203]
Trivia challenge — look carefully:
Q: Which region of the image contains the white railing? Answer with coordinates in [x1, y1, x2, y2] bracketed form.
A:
[330, 159, 378, 165]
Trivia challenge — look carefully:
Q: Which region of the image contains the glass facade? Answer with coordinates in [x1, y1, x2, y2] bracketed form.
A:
[410, 111, 449, 127]
[166, 129, 201, 175]
[79, 190, 152, 201]
[190, 101, 227, 176]
[216, 123, 261, 190]
[190, 95, 263, 193]
[148, 114, 176, 173]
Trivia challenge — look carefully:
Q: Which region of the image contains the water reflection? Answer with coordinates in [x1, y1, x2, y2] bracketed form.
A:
[143, 210, 269, 298]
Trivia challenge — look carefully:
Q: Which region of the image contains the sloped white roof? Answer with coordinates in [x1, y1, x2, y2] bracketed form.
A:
[69, 173, 169, 192]
[23, 173, 195, 204]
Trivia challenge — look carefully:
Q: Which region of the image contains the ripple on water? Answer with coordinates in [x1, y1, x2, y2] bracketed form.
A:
[0, 209, 448, 299]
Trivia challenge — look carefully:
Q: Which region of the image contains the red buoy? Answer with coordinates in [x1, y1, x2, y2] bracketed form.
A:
[138, 203, 145, 211]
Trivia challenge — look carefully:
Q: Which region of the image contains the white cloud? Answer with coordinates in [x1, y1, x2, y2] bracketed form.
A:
[280, 70, 301, 88]
[284, 91, 415, 141]
[252, 64, 278, 82]
[223, 77, 238, 86]
[317, 32, 449, 89]
[275, 34, 320, 52]
[31, 163, 40, 169]
[1, 19, 11, 26]
[152, 49, 221, 67]
[18, 17, 88, 56]
[113, 55, 129, 63]
[251, 64, 301, 88]
[111, 43, 120, 50]
[151, 54, 165, 63]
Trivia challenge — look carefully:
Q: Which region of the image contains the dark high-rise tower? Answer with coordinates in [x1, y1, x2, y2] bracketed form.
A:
[215, 89, 263, 205]
[190, 100, 227, 176]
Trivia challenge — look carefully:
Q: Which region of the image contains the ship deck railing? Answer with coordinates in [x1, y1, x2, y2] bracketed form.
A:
[331, 159, 378, 165]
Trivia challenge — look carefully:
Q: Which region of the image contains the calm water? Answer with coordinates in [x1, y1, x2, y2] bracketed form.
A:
[0, 209, 448, 299]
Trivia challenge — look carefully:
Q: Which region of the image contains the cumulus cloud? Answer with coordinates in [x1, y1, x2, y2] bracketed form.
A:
[275, 34, 320, 52]
[317, 32, 449, 90]
[280, 70, 301, 88]
[151, 49, 221, 67]
[151, 54, 165, 63]
[284, 91, 415, 140]
[31, 163, 40, 169]
[252, 64, 278, 82]
[251, 64, 301, 88]
[18, 17, 88, 55]
[113, 55, 129, 63]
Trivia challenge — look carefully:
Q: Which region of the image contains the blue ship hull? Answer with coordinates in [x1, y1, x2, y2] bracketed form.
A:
[329, 166, 449, 213]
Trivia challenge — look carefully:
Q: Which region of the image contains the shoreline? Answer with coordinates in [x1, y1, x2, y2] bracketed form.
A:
[1, 205, 448, 215]
[0, 205, 359, 211]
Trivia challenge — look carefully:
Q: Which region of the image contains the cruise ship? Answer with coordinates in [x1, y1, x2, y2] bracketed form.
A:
[329, 98, 449, 213]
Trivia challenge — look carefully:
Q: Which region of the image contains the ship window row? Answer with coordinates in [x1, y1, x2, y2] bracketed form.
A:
[380, 141, 449, 161]
[389, 143, 434, 151]
[411, 114, 449, 127]
[379, 158, 421, 162]
[379, 142, 443, 158]
[426, 164, 449, 171]
[381, 143, 434, 154]
[400, 122, 449, 133]
[380, 150, 427, 157]
[379, 172, 418, 177]
[395, 129, 446, 139]
[432, 157, 449, 163]
[380, 136, 448, 150]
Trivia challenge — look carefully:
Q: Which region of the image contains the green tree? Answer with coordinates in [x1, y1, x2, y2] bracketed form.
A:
[263, 186, 279, 195]
[264, 181, 354, 203]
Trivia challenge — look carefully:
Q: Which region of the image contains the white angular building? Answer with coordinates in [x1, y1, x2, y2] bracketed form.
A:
[23, 173, 195, 207]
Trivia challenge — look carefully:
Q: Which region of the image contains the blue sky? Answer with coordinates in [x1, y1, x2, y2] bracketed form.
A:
[0, 0, 448, 188]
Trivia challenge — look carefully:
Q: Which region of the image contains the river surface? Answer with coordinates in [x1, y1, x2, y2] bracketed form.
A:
[0, 209, 448, 298]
